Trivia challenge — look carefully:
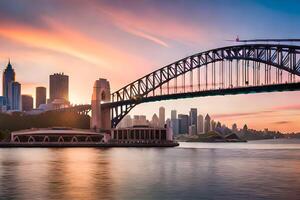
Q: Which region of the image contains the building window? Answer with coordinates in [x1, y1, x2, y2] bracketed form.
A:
[151, 130, 154, 140]
[141, 130, 145, 139]
[161, 130, 166, 140]
[130, 130, 134, 139]
[124, 130, 128, 140]
[155, 130, 160, 140]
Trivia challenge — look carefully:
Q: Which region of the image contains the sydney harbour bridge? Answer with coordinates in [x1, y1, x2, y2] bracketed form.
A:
[58, 43, 300, 130]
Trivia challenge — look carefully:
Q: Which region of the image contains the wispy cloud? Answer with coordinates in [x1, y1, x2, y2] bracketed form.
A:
[97, 4, 211, 48]
[212, 110, 274, 119]
[273, 121, 292, 124]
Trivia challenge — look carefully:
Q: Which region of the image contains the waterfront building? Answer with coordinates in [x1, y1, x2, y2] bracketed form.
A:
[36, 87, 46, 108]
[2, 60, 16, 109]
[159, 106, 165, 127]
[21, 95, 33, 111]
[11, 127, 103, 143]
[189, 108, 197, 135]
[111, 126, 173, 144]
[197, 114, 204, 134]
[49, 73, 69, 102]
[178, 114, 189, 134]
[8, 81, 21, 111]
[204, 114, 211, 133]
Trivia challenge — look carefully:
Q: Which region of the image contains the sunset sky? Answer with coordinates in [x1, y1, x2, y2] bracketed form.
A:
[0, 0, 300, 132]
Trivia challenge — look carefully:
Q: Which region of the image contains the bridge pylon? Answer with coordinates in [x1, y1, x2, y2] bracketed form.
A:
[90, 78, 111, 132]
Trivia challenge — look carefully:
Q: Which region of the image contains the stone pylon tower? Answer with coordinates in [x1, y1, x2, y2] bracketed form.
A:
[91, 78, 111, 132]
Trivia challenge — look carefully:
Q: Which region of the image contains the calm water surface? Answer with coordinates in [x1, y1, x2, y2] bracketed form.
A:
[0, 139, 300, 200]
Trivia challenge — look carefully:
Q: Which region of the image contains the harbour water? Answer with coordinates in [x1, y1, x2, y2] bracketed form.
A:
[0, 139, 300, 200]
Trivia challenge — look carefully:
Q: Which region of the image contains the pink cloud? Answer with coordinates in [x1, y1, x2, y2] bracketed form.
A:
[98, 5, 212, 47]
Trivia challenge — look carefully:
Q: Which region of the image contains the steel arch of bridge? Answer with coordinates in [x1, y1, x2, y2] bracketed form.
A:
[105, 44, 300, 128]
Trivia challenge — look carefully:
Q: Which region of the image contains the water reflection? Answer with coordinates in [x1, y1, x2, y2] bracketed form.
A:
[0, 140, 300, 200]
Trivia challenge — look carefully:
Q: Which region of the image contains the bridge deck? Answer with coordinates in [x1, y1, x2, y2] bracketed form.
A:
[103, 82, 300, 107]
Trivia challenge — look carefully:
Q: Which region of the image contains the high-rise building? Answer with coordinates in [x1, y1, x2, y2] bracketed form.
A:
[189, 125, 196, 135]
[9, 82, 21, 111]
[132, 115, 148, 126]
[171, 118, 180, 135]
[204, 114, 211, 133]
[189, 108, 197, 135]
[197, 114, 204, 134]
[171, 110, 177, 120]
[151, 114, 159, 127]
[178, 114, 189, 134]
[2, 60, 15, 109]
[49, 73, 69, 102]
[21, 95, 33, 111]
[159, 106, 165, 127]
[36, 87, 46, 108]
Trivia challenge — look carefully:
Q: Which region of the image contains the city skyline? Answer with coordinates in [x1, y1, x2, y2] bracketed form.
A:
[0, 0, 300, 132]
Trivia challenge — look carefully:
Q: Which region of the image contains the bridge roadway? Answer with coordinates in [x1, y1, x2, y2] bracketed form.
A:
[56, 82, 300, 112]
[102, 82, 300, 108]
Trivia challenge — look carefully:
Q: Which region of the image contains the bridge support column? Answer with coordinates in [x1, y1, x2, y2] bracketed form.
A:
[91, 78, 111, 132]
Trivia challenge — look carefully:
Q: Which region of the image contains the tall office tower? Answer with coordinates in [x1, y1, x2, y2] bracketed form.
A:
[159, 106, 165, 127]
[197, 114, 204, 134]
[178, 114, 189, 134]
[204, 114, 211, 133]
[2, 60, 15, 108]
[49, 73, 69, 102]
[171, 110, 177, 120]
[21, 95, 33, 111]
[188, 125, 196, 135]
[170, 110, 178, 135]
[151, 114, 159, 127]
[36, 87, 46, 108]
[189, 108, 197, 135]
[9, 82, 21, 111]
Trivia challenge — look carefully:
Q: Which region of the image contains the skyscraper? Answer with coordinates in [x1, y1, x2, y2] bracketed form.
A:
[197, 114, 204, 134]
[21, 95, 33, 111]
[36, 87, 46, 108]
[170, 110, 179, 135]
[171, 110, 177, 120]
[49, 73, 69, 102]
[2, 60, 15, 108]
[9, 82, 21, 111]
[151, 114, 159, 127]
[204, 114, 211, 133]
[159, 106, 165, 127]
[189, 108, 197, 135]
[178, 114, 189, 134]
